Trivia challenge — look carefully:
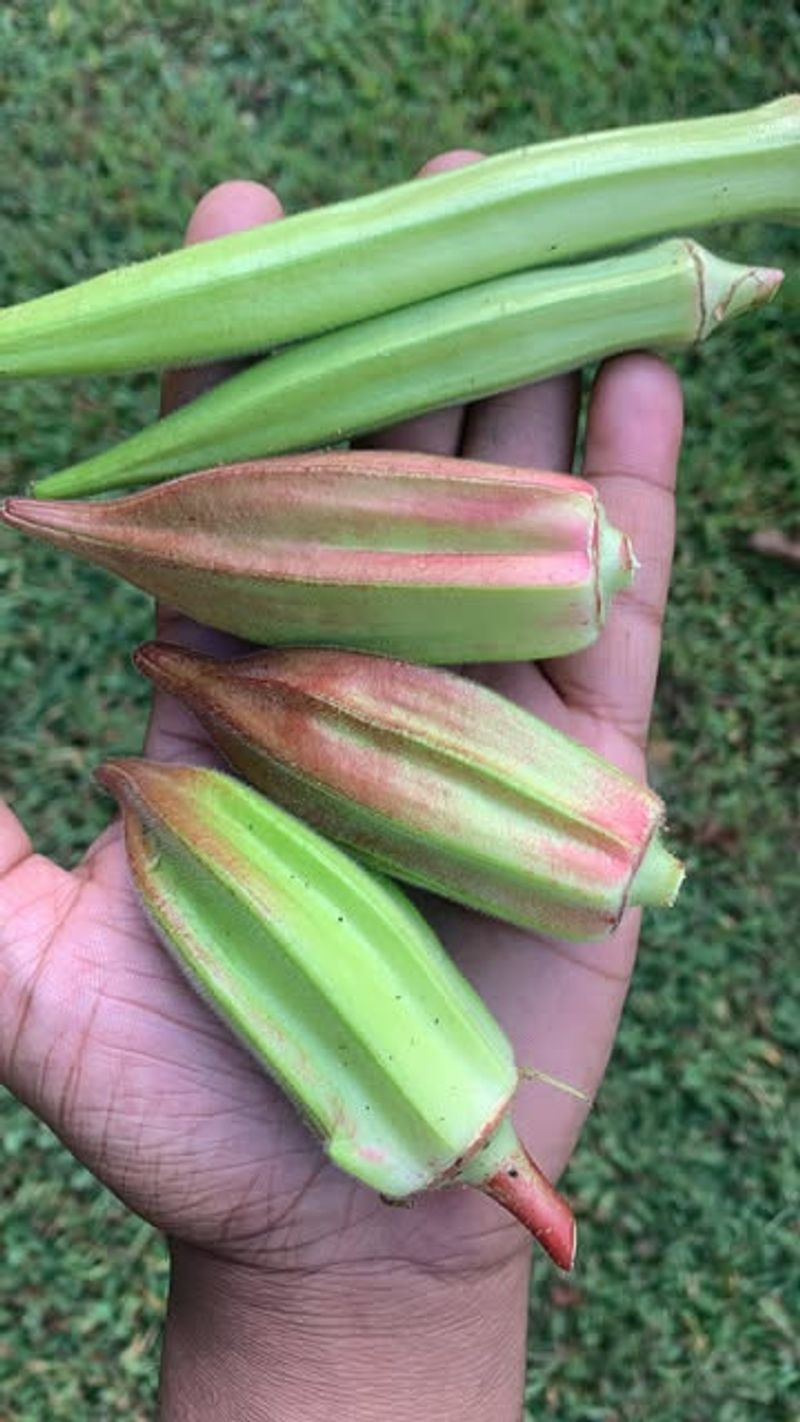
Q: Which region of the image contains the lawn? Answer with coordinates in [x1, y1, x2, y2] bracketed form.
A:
[1, 2, 798, 1417]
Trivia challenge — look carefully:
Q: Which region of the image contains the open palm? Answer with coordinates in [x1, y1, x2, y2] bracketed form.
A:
[0, 167, 682, 1285]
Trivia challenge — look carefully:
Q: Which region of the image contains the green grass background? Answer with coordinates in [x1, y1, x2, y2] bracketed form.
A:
[1, 2, 798, 1417]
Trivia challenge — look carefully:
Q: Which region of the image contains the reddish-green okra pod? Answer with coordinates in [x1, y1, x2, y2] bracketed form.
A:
[1, 97, 797, 377]
[31, 239, 782, 500]
[133, 644, 684, 941]
[5, 453, 635, 662]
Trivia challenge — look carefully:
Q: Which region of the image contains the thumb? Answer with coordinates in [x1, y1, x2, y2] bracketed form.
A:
[542, 352, 683, 762]
[0, 797, 82, 1103]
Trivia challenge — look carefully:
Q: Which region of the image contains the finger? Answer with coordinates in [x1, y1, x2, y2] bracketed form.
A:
[438, 361, 681, 1185]
[433, 900, 643, 1182]
[356, 150, 485, 456]
[160, 180, 284, 415]
[541, 353, 683, 757]
[460, 372, 581, 471]
[453, 349, 581, 714]
[0, 800, 33, 878]
[455, 371, 582, 714]
[143, 617, 249, 769]
[147, 181, 285, 763]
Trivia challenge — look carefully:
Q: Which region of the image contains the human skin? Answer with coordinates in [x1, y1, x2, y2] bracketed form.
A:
[0, 155, 682, 1420]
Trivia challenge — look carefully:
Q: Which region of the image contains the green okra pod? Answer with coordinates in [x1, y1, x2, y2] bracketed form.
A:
[98, 758, 576, 1268]
[1, 97, 797, 377]
[31, 239, 782, 500]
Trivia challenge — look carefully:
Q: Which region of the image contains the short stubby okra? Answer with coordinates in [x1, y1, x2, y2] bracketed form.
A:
[131, 646, 685, 941]
[98, 758, 576, 1269]
[30, 239, 782, 500]
[1, 96, 797, 377]
[4, 452, 635, 662]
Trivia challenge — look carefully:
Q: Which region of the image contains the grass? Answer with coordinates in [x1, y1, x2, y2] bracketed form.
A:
[1, 2, 798, 1417]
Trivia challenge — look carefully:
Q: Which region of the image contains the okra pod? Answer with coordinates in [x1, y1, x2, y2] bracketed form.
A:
[5, 452, 635, 662]
[2, 97, 797, 377]
[99, 758, 576, 1268]
[31, 239, 782, 500]
[133, 645, 684, 941]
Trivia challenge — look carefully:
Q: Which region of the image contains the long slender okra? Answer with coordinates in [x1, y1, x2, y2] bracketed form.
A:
[31, 239, 782, 500]
[1, 97, 797, 377]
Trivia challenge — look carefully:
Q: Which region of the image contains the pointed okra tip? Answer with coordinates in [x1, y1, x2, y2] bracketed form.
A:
[95, 758, 160, 853]
[95, 756, 138, 800]
[2, 494, 63, 533]
[133, 640, 214, 697]
[96, 758, 220, 872]
[95, 756, 156, 812]
[95, 755, 196, 821]
[1, 492, 109, 546]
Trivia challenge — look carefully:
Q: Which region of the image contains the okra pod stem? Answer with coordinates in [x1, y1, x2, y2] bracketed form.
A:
[2, 96, 797, 377]
[32, 239, 782, 501]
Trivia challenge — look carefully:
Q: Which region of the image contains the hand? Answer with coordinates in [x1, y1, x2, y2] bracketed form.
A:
[0, 160, 682, 1420]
